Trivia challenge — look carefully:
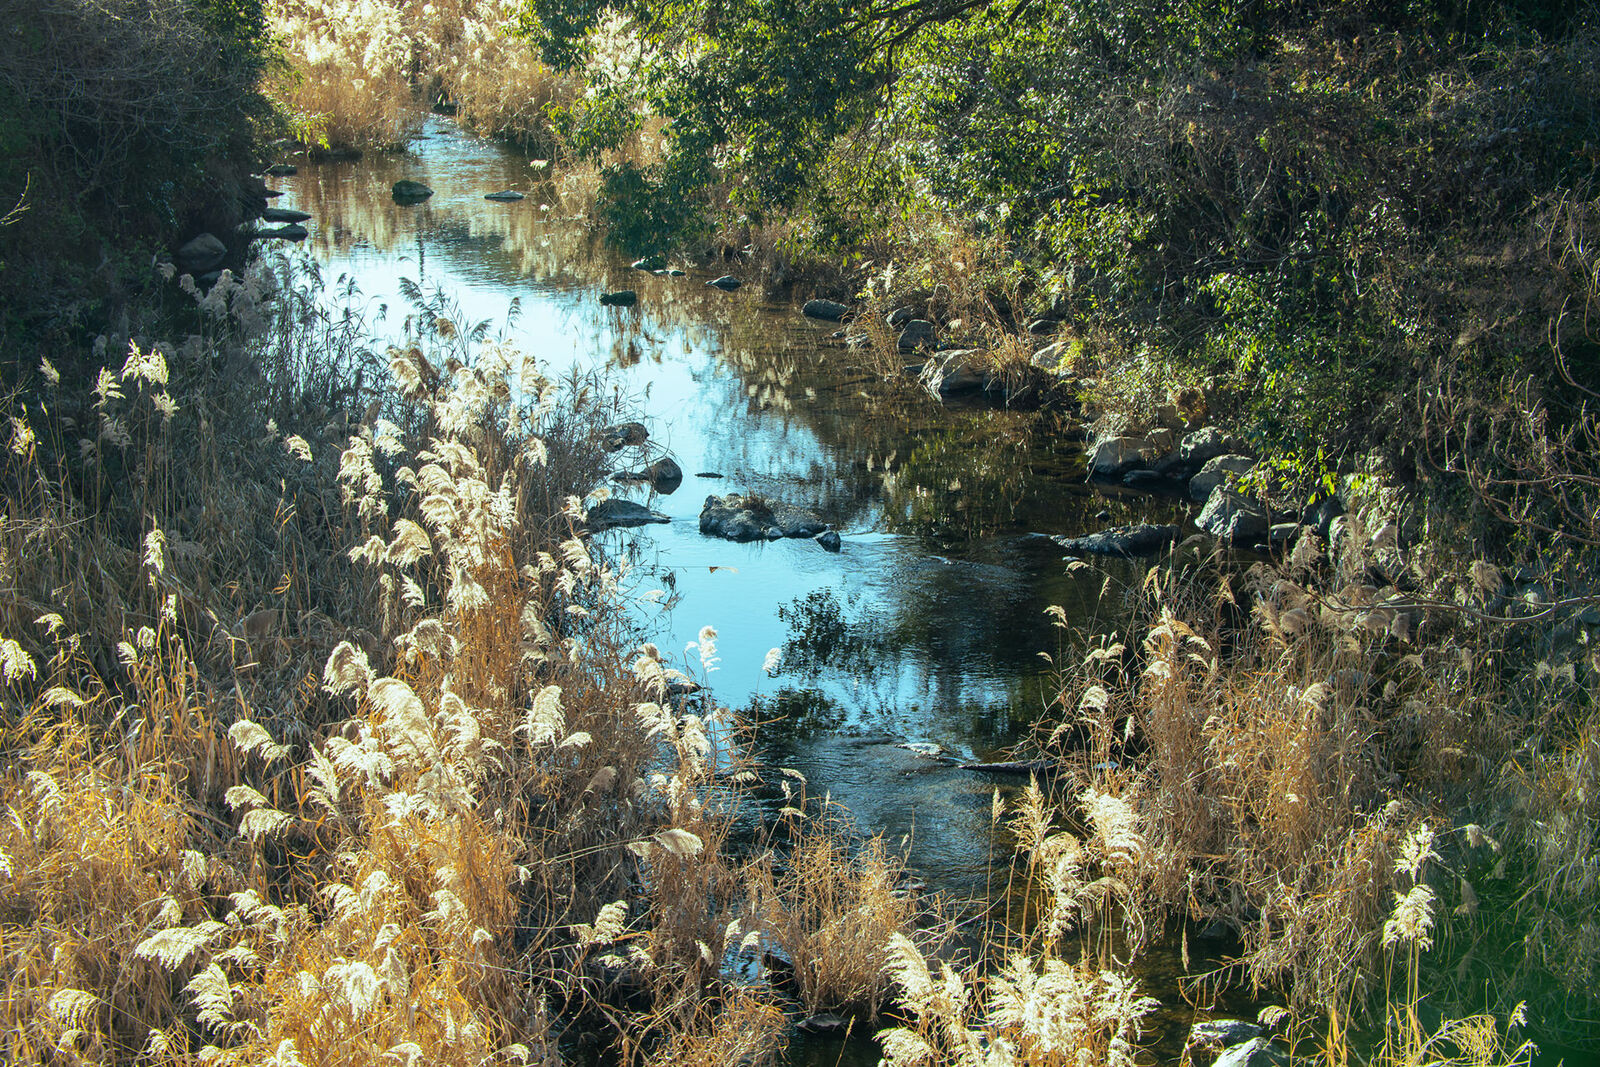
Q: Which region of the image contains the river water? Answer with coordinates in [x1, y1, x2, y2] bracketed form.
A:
[272, 116, 1222, 1058]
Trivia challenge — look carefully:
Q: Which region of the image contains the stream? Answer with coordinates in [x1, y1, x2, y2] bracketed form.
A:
[270, 116, 1235, 1061]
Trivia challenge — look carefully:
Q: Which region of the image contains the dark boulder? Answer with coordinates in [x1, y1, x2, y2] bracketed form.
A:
[484, 190, 524, 201]
[614, 456, 684, 493]
[897, 319, 938, 350]
[699, 494, 827, 542]
[599, 290, 638, 307]
[585, 499, 669, 531]
[175, 233, 226, 274]
[1048, 524, 1180, 557]
[802, 298, 849, 321]
[708, 275, 743, 291]
[392, 179, 434, 202]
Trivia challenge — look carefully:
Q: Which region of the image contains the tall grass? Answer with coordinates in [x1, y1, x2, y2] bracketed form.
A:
[267, 0, 578, 150]
[995, 496, 1598, 1059]
[0, 251, 926, 1064]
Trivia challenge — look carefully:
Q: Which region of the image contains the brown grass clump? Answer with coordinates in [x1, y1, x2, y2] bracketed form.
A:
[1010, 481, 1599, 1059]
[753, 800, 922, 1016]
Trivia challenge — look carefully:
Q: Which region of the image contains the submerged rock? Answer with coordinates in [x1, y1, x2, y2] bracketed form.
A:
[264, 163, 298, 176]
[631, 255, 666, 271]
[1122, 469, 1175, 492]
[253, 223, 308, 240]
[613, 456, 684, 493]
[599, 290, 638, 307]
[959, 759, 1057, 776]
[802, 298, 849, 321]
[708, 275, 743, 291]
[484, 190, 525, 201]
[699, 494, 828, 542]
[261, 206, 311, 223]
[1048, 523, 1180, 557]
[392, 179, 434, 202]
[585, 499, 669, 531]
[796, 1014, 849, 1035]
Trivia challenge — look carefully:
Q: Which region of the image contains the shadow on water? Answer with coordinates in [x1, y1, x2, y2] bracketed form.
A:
[273, 115, 1239, 1060]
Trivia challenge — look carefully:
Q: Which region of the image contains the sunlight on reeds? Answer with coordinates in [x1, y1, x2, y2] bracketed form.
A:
[267, 0, 577, 151]
[0, 250, 938, 1065]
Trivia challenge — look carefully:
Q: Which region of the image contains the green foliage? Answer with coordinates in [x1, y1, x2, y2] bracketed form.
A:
[522, 0, 899, 231]
[546, 83, 640, 157]
[524, 0, 1600, 470]
[595, 161, 711, 256]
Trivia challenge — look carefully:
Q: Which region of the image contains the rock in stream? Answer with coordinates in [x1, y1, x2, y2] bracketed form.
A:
[1046, 524, 1180, 557]
[699, 494, 829, 542]
[585, 499, 669, 531]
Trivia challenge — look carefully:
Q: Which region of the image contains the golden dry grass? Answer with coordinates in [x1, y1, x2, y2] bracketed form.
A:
[267, 0, 578, 151]
[0, 252, 931, 1066]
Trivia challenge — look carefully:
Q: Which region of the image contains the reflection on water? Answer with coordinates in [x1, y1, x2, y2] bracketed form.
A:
[273, 117, 1189, 896]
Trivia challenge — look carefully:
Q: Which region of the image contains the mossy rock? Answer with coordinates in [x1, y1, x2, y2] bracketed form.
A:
[392, 180, 434, 203]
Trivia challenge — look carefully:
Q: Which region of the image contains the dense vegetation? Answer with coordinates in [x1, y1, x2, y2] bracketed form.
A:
[0, 0, 275, 365]
[522, 0, 1600, 475]
[0, 0, 1597, 1063]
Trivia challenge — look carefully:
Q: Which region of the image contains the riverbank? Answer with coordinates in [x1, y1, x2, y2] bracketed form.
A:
[0, 240, 968, 1062]
[501, 0, 1600, 1055]
[3, 0, 1596, 1059]
[245, 117, 1594, 1064]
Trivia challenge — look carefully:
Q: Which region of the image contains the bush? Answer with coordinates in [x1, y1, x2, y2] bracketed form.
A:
[0, 0, 273, 358]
